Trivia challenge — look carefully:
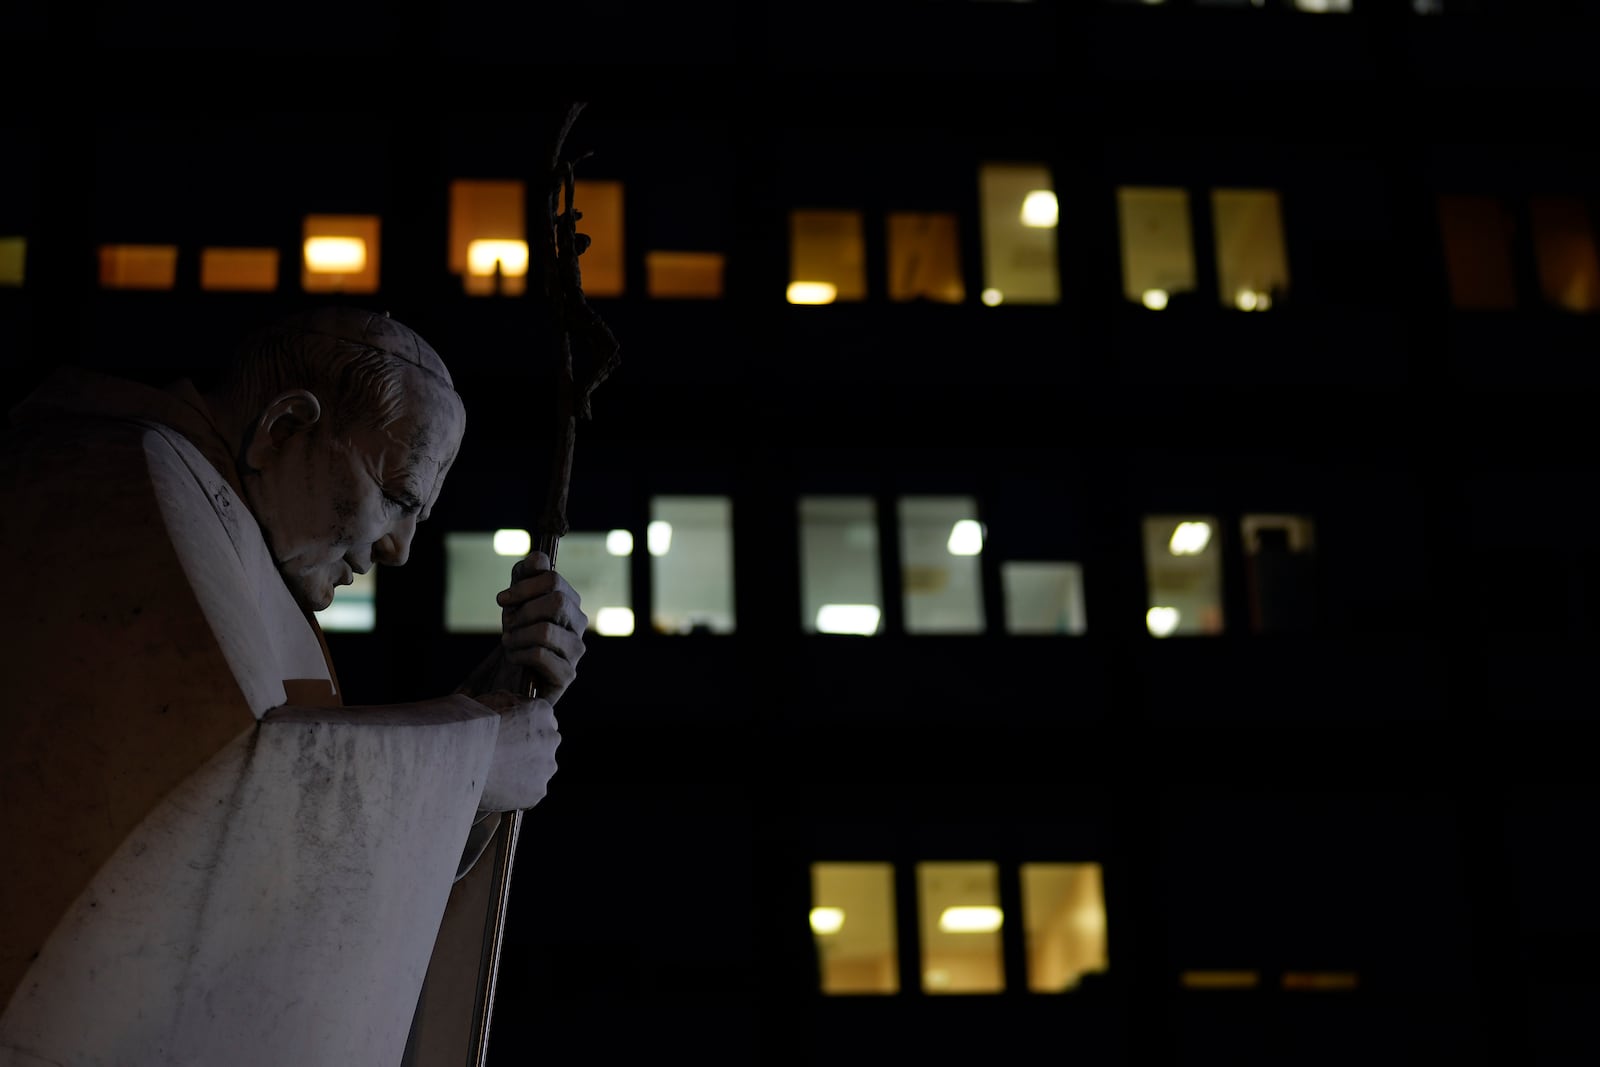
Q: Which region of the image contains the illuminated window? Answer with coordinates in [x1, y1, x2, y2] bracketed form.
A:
[1241, 514, 1316, 634]
[200, 247, 279, 292]
[1142, 515, 1224, 636]
[1117, 187, 1195, 309]
[1021, 863, 1109, 992]
[449, 179, 527, 297]
[650, 495, 735, 634]
[573, 179, 625, 297]
[0, 236, 24, 286]
[1282, 971, 1358, 991]
[1182, 970, 1260, 990]
[1212, 188, 1289, 311]
[899, 496, 984, 634]
[1002, 561, 1087, 635]
[1291, 0, 1352, 10]
[99, 244, 178, 290]
[887, 212, 965, 303]
[978, 163, 1059, 305]
[1530, 196, 1600, 313]
[316, 569, 375, 633]
[800, 496, 881, 635]
[302, 214, 379, 295]
[918, 861, 1004, 994]
[789, 210, 865, 304]
[645, 251, 725, 298]
[1437, 195, 1517, 310]
[811, 862, 899, 994]
[446, 530, 631, 635]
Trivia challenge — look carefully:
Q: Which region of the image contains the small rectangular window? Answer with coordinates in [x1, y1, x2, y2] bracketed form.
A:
[1241, 514, 1317, 634]
[0, 236, 24, 286]
[1002, 561, 1087, 635]
[812, 862, 899, 994]
[1142, 515, 1224, 636]
[789, 210, 866, 304]
[446, 530, 632, 636]
[449, 179, 528, 297]
[918, 861, 1004, 994]
[645, 251, 725, 299]
[572, 180, 625, 297]
[1211, 188, 1289, 311]
[1020, 863, 1109, 992]
[99, 244, 178, 290]
[650, 495, 735, 634]
[302, 214, 380, 295]
[1530, 196, 1600, 313]
[316, 569, 375, 633]
[1437, 194, 1517, 310]
[979, 162, 1059, 306]
[800, 496, 882, 635]
[886, 212, 965, 303]
[899, 496, 985, 634]
[1117, 187, 1195, 310]
[200, 247, 279, 292]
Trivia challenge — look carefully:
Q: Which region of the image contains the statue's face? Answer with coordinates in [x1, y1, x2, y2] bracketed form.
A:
[248, 376, 465, 614]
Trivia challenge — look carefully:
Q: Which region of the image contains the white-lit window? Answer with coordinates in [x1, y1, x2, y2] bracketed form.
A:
[1021, 863, 1109, 992]
[789, 210, 866, 303]
[1212, 188, 1290, 311]
[1002, 561, 1087, 635]
[650, 495, 735, 634]
[316, 569, 375, 633]
[1142, 515, 1224, 636]
[446, 530, 630, 635]
[812, 862, 899, 995]
[899, 496, 985, 634]
[800, 497, 882, 635]
[918, 861, 1004, 994]
[1117, 187, 1195, 309]
[979, 162, 1060, 306]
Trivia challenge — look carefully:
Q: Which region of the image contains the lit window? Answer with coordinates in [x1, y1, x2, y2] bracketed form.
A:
[1436, 195, 1517, 310]
[789, 210, 866, 303]
[302, 214, 379, 294]
[812, 863, 899, 994]
[887, 212, 965, 303]
[200, 247, 279, 292]
[316, 569, 375, 633]
[572, 179, 625, 298]
[979, 162, 1060, 305]
[1291, 0, 1352, 10]
[650, 495, 735, 634]
[1212, 188, 1289, 311]
[1240, 514, 1317, 634]
[800, 496, 882, 635]
[446, 531, 629, 635]
[1143, 515, 1224, 636]
[1118, 187, 1195, 309]
[1002, 561, 1087, 635]
[0, 236, 24, 286]
[645, 251, 725, 298]
[99, 244, 178, 290]
[899, 496, 985, 634]
[1182, 970, 1260, 990]
[449, 179, 527, 297]
[1020, 863, 1109, 992]
[918, 861, 1004, 994]
[1530, 196, 1600, 313]
[1282, 971, 1358, 991]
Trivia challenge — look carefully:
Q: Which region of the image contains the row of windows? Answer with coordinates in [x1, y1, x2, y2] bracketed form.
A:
[318, 495, 1315, 639]
[6, 175, 1595, 316]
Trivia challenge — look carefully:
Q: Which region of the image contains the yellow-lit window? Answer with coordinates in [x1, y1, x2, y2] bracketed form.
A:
[1212, 188, 1289, 311]
[789, 210, 865, 304]
[302, 214, 379, 295]
[200, 247, 279, 292]
[1142, 515, 1224, 636]
[887, 212, 964, 303]
[1241, 514, 1316, 634]
[1282, 971, 1358, 991]
[316, 569, 375, 633]
[799, 496, 882, 635]
[0, 236, 24, 286]
[645, 251, 725, 299]
[572, 179, 624, 297]
[446, 530, 632, 636]
[918, 861, 1004, 994]
[1118, 187, 1195, 310]
[99, 244, 178, 290]
[1437, 195, 1517, 310]
[978, 162, 1059, 306]
[1002, 562, 1087, 635]
[811, 862, 899, 995]
[1020, 863, 1109, 992]
[650, 495, 735, 634]
[1181, 970, 1260, 990]
[899, 496, 984, 634]
[1530, 196, 1600, 313]
[450, 179, 527, 297]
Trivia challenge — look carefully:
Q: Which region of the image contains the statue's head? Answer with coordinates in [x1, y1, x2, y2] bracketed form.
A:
[213, 307, 467, 613]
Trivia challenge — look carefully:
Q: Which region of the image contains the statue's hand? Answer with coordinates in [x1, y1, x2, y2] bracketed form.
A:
[475, 690, 561, 812]
[493, 550, 588, 706]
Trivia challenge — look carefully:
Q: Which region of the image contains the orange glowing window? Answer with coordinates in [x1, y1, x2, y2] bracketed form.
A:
[789, 210, 866, 304]
[200, 247, 279, 292]
[1437, 195, 1516, 310]
[887, 212, 965, 303]
[1530, 196, 1600, 313]
[645, 251, 725, 299]
[571, 179, 624, 297]
[450, 179, 528, 297]
[99, 244, 178, 290]
[302, 214, 379, 295]
[1021, 863, 1109, 992]
[1, 237, 24, 286]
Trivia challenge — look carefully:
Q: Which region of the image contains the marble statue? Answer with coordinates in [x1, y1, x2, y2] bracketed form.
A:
[0, 306, 587, 1066]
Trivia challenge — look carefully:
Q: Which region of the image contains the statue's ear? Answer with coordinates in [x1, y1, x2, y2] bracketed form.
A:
[245, 390, 322, 469]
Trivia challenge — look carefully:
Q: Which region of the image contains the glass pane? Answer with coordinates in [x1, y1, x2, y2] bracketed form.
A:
[899, 496, 984, 634]
[1530, 196, 1600, 313]
[1142, 515, 1224, 636]
[650, 495, 735, 634]
[200, 247, 279, 292]
[1437, 195, 1517, 310]
[978, 162, 1059, 305]
[789, 210, 866, 303]
[449, 179, 528, 297]
[1241, 514, 1317, 634]
[1002, 561, 1087, 635]
[316, 569, 375, 633]
[572, 179, 624, 297]
[302, 214, 379, 295]
[918, 861, 1004, 994]
[645, 251, 725, 298]
[1020, 863, 1109, 992]
[1212, 188, 1289, 311]
[447, 531, 630, 635]
[99, 244, 178, 290]
[886, 212, 965, 303]
[811, 862, 899, 995]
[1118, 187, 1195, 309]
[800, 497, 882, 635]
[1, 236, 25, 286]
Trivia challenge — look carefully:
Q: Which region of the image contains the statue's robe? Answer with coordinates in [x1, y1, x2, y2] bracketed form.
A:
[0, 370, 504, 1066]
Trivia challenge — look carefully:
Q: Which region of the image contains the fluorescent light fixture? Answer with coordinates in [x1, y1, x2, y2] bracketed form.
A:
[1169, 521, 1212, 555]
[1142, 288, 1169, 311]
[938, 906, 1003, 933]
[647, 520, 673, 557]
[303, 236, 366, 273]
[466, 239, 530, 278]
[594, 607, 635, 636]
[606, 529, 634, 556]
[493, 529, 532, 557]
[809, 907, 845, 935]
[1146, 606, 1180, 637]
[816, 604, 881, 636]
[787, 281, 838, 305]
[1019, 190, 1058, 228]
[980, 288, 1003, 306]
[947, 519, 984, 556]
